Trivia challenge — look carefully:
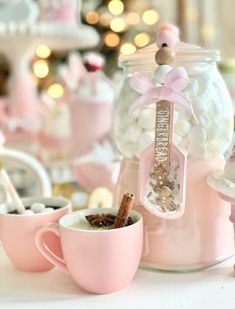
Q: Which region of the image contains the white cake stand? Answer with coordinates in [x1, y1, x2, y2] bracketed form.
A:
[0, 22, 99, 118]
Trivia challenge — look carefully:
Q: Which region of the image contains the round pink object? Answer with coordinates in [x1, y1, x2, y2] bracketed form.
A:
[159, 24, 180, 37]
[156, 30, 177, 49]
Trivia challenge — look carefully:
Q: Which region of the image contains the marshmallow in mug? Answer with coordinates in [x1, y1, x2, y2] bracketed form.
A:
[0, 202, 55, 215]
[30, 203, 54, 214]
[116, 69, 233, 160]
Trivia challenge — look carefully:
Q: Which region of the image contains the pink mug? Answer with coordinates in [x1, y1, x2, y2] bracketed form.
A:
[35, 207, 143, 294]
[0, 197, 71, 272]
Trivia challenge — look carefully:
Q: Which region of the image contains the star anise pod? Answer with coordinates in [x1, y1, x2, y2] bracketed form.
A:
[86, 214, 116, 227]
[86, 213, 134, 228]
[127, 216, 134, 226]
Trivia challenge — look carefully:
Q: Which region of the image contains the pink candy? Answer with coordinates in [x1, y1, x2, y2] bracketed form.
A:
[159, 24, 180, 37]
[156, 24, 179, 49]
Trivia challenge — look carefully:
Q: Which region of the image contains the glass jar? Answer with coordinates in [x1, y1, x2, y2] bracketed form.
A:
[114, 40, 235, 271]
[219, 58, 235, 115]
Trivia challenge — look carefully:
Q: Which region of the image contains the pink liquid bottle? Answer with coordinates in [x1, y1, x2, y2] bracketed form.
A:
[114, 24, 234, 271]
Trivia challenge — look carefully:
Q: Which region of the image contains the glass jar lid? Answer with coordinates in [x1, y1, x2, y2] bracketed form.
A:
[119, 41, 220, 67]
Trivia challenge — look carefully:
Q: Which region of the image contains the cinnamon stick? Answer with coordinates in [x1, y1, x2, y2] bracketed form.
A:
[114, 193, 135, 228]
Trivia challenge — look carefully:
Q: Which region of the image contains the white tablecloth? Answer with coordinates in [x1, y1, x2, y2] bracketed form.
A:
[1, 247, 235, 309]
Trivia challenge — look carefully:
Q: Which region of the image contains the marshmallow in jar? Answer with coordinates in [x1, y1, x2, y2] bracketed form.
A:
[114, 38, 233, 160]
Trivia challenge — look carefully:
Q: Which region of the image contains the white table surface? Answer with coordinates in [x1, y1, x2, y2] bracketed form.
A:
[1, 247, 235, 309]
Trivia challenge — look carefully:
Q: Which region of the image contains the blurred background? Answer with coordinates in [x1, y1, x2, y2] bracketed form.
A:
[0, 0, 234, 209]
[1, 0, 235, 95]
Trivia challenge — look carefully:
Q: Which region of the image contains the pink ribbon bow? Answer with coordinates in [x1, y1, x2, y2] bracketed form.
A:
[129, 67, 196, 120]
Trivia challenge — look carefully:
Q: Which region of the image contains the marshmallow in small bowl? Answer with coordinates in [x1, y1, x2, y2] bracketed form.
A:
[26, 202, 56, 215]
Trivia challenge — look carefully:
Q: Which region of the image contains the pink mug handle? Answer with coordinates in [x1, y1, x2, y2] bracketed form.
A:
[35, 222, 67, 272]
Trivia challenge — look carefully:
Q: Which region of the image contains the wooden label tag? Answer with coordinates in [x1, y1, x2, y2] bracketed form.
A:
[153, 100, 173, 176]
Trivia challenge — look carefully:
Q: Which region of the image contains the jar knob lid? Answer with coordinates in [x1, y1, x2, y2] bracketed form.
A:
[155, 24, 179, 65]
[158, 24, 179, 38]
[156, 24, 179, 49]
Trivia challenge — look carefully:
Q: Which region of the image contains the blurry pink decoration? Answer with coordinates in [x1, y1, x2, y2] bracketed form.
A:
[59, 52, 87, 90]
[0, 130, 6, 146]
[11, 75, 38, 118]
[0, 101, 39, 133]
[39, 0, 78, 23]
[61, 52, 114, 157]
[83, 52, 105, 72]
[40, 92, 56, 110]
[0, 101, 8, 124]
[39, 93, 72, 162]
[59, 52, 107, 91]
[74, 140, 120, 191]
[0, 0, 99, 155]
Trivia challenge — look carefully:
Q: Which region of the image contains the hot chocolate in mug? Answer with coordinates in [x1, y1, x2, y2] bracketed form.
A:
[35, 207, 143, 294]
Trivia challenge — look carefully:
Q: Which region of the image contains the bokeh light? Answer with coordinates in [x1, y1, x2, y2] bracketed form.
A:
[120, 43, 136, 55]
[134, 32, 150, 47]
[110, 17, 126, 32]
[47, 83, 64, 99]
[36, 45, 51, 59]
[201, 23, 215, 42]
[33, 60, 49, 78]
[126, 12, 141, 25]
[85, 11, 99, 24]
[108, 0, 124, 16]
[186, 6, 198, 22]
[104, 31, 120, 47]
[142, 9, 159, 25]
[99, 12, 113, 26]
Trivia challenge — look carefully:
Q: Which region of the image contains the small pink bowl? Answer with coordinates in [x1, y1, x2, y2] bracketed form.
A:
[74, 161, 120, 192]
